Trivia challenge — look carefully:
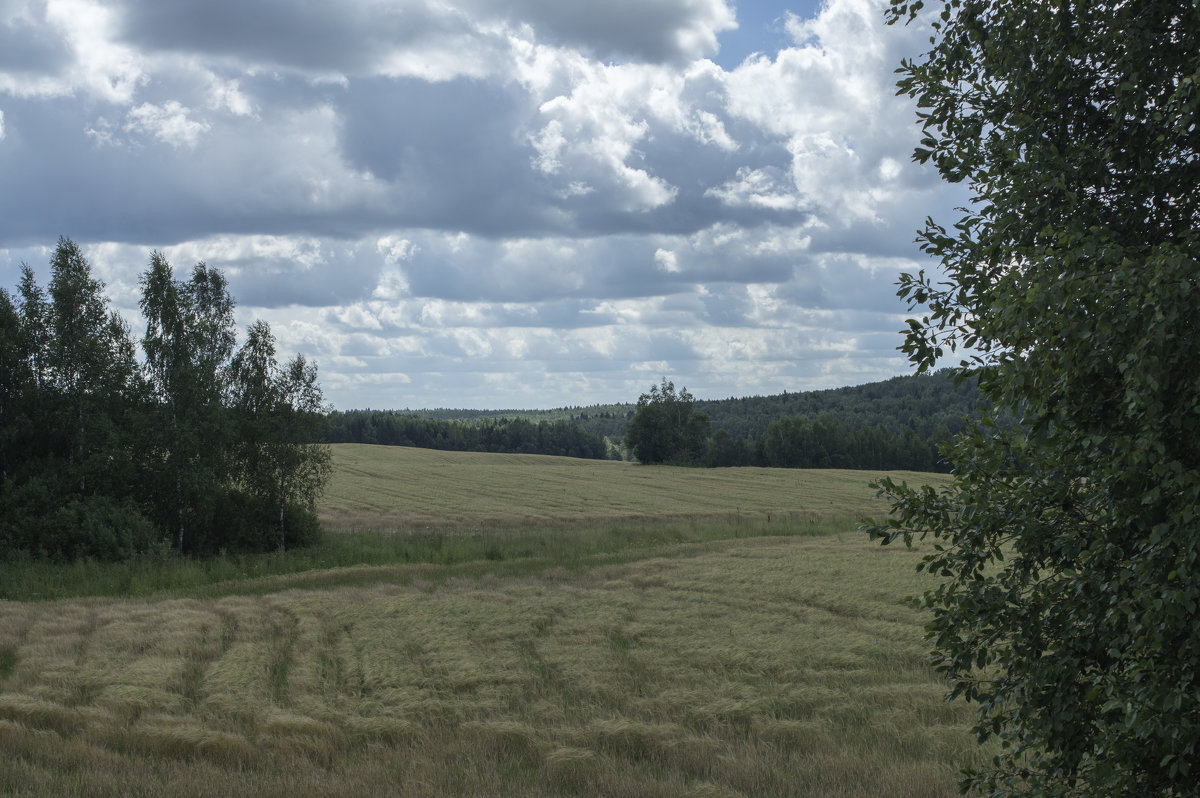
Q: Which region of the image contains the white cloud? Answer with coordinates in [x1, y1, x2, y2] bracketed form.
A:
[46, 0, 145, 102]
[707, 166, 803, 210]
[206, 74, 255, 117]
[331, 304, 382, 330]
[124, 101, 209, 147]
[376, 235, 416, 264]
[654, 248, 681, 273]
[163, 234, 328, 269]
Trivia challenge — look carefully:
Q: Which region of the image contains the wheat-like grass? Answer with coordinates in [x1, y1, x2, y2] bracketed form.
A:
[0, 529, 980, 796]
[319, 444, 948, 530]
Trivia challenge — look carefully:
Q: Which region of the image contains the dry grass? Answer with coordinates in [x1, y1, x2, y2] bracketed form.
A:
[319, 443, 947, 530]
[0, 532, 981, 797]
[0, 447, 973, 795]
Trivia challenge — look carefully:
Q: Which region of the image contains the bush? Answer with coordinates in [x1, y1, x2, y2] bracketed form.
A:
[1, 484, 160, 562]
[186, 489, 322, 555]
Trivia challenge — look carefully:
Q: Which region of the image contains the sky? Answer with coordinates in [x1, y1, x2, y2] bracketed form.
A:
[0, 0, 962, 411]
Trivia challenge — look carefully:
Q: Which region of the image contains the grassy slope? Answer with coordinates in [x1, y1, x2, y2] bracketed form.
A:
[321, 443, 945, 529]
[0, 448, 976, 797]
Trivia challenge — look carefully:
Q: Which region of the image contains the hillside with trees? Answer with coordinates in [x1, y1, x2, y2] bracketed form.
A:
[332, 370, 983, 471]
[0, 238, 330, 561]
[320, 411, 613, 459]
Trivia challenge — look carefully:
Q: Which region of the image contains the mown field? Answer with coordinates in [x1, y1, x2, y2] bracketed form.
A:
[0, 445, 978, 797]
[320, 444, 944, 529]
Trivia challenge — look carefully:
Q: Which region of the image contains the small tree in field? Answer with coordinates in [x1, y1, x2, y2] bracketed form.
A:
[624, 379, 710, 464]
[869, 1, 1200, 794]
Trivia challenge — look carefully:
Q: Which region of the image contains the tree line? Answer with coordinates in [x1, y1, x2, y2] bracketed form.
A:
[622, 378, 964, 471]
[1, 238, 330, 561]
[694, 371, 982, 443]
[413, 372, 982, 451]
[341, 372, 982, 471]
[321, 411, 615, 460]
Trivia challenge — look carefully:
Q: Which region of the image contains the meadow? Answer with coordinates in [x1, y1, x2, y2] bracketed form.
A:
[0, 445, 979, 796]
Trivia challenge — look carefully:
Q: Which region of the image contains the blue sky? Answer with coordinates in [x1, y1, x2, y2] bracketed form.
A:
[713, 1, 820, 69]
[0, 0, 959, 410]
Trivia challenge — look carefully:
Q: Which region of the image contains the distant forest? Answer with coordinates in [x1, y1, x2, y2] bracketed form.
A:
[321, 414, 613, 460]
[321, 370, 984, 472]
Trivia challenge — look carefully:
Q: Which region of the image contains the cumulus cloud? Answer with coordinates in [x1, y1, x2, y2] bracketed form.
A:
[0, 0, 965, 409]
[124, 100, 209, 147]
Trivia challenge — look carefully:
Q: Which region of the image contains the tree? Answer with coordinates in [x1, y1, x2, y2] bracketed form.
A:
[229, 321, 330, 551]
[139, 253, 237, 553]
[0, 290, 27, 494]
[624, 379, 710, 464]
[269, 354, 331, 550]
[43, 239, 143, 498]
[229, 320, 280, 515]
[869, 1, 1200, 794]
[1, 239, 333, 560]
[2, 240, 153, 559]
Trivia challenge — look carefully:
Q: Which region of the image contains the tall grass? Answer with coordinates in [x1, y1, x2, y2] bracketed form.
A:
[1, 514, 849, 602]
[3, 445, 946, 602]
[0, 446, 976, 795]
[0, 533, 983, 797]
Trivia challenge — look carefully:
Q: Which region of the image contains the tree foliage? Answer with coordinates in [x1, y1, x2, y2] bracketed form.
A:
[140, 253, 238, 553]
[383, 371, 981, 470]
[230, 324, 331, 551]
[1, 239, 331, 560]
[870, 1, 1200, 793]
[322, 411, 613, 460]
[624, 380, 710, 465]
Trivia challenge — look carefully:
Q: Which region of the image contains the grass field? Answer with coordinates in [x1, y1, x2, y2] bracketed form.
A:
[320, 444, 945, 530]
[0, 446, 976, 796]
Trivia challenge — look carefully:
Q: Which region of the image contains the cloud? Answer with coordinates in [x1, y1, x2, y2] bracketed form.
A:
[124, 100, 209, 147]
[113, 0, 468, 76]
[463, 0, 737, 64]
[0, 6, 73, 76]
[0, 0, 966, 410]
[114, 0, 738, 73]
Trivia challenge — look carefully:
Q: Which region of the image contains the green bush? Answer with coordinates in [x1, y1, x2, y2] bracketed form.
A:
[1, 485, 160, 562]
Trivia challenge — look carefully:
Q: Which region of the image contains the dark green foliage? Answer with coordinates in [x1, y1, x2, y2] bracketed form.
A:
[1, 476, 157, 561]
[696, 371, 983, 442]
[760, 413, 941, 471]
[188, 489, 322, 555]
[230, 325, 332, 552]
[624, 380, 710, 465]
[1, 241, 148, 560]
[869, 1, 1200, 793]
[322, 411, 612, 460]
[0, 289, 27, 493]
[364, 371, 980, 470]
[141, 253, 239, 553]
[1, 239, 332, 562]
[703, 373, 976, 469]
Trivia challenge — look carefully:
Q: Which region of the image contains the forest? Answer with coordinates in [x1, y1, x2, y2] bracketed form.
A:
[328, 370, 983, 472]
[0, 239, 330, 561]
[321, 412, 614, 459]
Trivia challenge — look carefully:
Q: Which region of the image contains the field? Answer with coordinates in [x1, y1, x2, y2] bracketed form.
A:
[320, 444, 942, 529]
[0, 445, 978, 797]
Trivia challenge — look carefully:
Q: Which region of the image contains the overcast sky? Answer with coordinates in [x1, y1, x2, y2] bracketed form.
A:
[0, 0, 961, 410]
